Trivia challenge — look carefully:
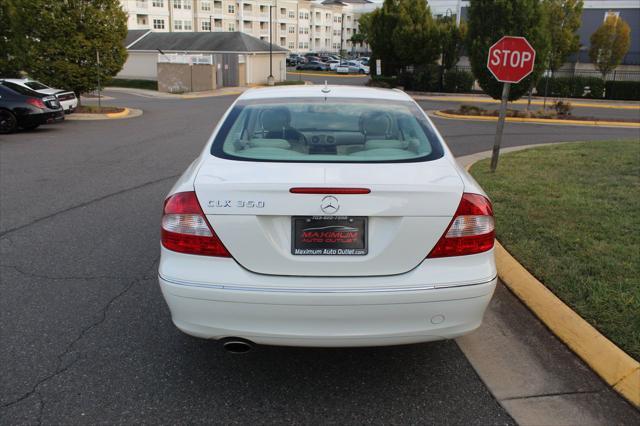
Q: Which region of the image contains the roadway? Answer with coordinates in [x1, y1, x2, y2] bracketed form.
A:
[0, 88, 638, 424]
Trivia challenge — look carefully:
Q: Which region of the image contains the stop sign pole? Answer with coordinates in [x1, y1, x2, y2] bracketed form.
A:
[486, 36, 536, 171]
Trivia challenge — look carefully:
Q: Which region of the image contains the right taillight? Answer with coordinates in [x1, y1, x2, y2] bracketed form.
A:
[161, 191, 231, 257]
[427, 193, 495, 258]
[26, 97, 46, 109]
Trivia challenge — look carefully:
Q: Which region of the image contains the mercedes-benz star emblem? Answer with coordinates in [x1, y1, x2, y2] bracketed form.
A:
[320, 195, 339, 214]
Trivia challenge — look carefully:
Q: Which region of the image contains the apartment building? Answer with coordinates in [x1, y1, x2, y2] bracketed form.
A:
[120, 0, 367, 54]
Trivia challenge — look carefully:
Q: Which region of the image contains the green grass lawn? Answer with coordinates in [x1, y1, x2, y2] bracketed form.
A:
[470, 140, 640, 360]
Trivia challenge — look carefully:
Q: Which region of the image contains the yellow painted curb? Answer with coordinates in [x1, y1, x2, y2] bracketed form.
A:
[181, 91, 242, 99]
[287, 71, 367, 78]
[421, 95, 640, 110]
[106, 107, 129, 118]
[466, 156, 639, 408]
[494, 242, 640, 408]
[436, 110, 640, 128]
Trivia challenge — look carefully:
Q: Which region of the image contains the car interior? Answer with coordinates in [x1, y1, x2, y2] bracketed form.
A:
[222, 103, 434, 161]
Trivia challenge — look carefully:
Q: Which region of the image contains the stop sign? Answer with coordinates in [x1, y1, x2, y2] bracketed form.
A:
[487, 36, 536, 83]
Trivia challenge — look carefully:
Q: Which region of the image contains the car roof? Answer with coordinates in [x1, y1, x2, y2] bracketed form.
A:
[239, 85, 413, 102]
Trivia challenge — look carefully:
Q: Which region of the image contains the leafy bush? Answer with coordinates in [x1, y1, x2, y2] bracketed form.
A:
[605, 81, 640, 100]
[108, 78, 158, 91]
[397, 64, 440, 91]
[459, 104, 483, 115]
[443, 70, 474, 93]
[367, 76, 398, 88]
[535, 76, 605, 99]
[553, 100, 572, 117]
[274, 80, 305, 86]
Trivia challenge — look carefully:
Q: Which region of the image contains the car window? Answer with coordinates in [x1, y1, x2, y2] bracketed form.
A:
[211, 98, 444, 163]
[24, 81, 49, 90]
[0, 81, 40, 97]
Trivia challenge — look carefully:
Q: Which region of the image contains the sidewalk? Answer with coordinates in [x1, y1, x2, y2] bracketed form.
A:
[104, 86, 247, 99]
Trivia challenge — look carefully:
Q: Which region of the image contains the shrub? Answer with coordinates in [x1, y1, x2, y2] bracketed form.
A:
[443, 70, 474, 93]
[107, 78, 158, 91]
[605, 81, 640, 100]
[553, 100, 572, 117]
[367, 76, 397, 88]
[398, 64, 440, 92]
[535, 76, 606, 99]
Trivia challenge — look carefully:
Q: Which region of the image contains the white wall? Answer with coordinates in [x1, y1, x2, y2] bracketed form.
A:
[117, 52, 159, 80]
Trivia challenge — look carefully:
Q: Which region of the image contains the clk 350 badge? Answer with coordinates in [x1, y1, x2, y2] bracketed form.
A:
[208, 200, 265, 208]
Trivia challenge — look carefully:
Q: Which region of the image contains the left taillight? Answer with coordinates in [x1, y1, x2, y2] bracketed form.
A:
[26, 97, 46, 109]
[161, 191, 231, 257]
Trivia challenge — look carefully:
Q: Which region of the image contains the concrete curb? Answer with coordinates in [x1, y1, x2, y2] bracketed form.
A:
[465, 151, 640, 409]
[435, 110, 640, 128]
[413, 94, 640, 110]
[66, 108, 143, 121]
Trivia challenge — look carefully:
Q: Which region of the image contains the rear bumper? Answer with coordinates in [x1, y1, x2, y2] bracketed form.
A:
[159, 267, 497, 347]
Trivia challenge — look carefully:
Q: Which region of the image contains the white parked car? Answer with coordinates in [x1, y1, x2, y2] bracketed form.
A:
[0, 78, 78, 113]
[337, 61, 369, 74]
[159, 85, 496, 352]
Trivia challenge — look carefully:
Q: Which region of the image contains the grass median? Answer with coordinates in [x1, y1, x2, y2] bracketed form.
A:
[470, 140, 640, 360]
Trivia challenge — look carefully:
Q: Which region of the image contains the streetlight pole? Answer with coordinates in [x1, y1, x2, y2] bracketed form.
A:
[268, 5, 274, 85]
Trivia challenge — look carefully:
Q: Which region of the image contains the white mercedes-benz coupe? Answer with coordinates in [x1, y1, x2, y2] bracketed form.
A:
[159, 85, 496, 351]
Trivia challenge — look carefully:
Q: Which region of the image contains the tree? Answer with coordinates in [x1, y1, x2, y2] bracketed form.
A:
[352, 12, 373, 46]
[467, 0, 550, 101]
[0, 0, 38, 77]
[437, 16, 467, 71]
[543, 0, 583, 73]
[27, 0, 128, 98]
[589, 15, 631, 79]
[367, 0, 439, 76]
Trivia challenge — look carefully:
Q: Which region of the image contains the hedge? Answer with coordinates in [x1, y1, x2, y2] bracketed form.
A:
[605, 81, 640, 101]
[107, 78, 158, 91]
[535, 76, 604, 99]
[443, 70, 474, 93]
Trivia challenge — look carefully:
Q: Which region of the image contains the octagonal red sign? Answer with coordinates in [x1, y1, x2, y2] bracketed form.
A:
[487, 36, 536, 83]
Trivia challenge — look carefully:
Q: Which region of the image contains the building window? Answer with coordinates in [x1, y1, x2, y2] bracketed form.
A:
[299, 42, 303, 48]
[152, 0, 164, 7]
[604, 11, 620, 21]
[174, 20, 183, 30]
[280, 7, 286, 15]
[184, 20, 192, 30]
[183, 0, 191, 10]
[153, 18, 165, 29]
[289, 42, 294, 49]
[173, 0, 181, 9]
[288, 11, 294, 19]
[201, 1, 211, 11]
[201, 20, 211, 31]
[228, 4, 235, 13]
[299, 11, 304, 19]
[228, 23, 235, 31]
[289, 25, 295, 34]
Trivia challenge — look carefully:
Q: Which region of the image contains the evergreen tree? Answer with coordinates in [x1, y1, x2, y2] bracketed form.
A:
[467, 0, 550, 100]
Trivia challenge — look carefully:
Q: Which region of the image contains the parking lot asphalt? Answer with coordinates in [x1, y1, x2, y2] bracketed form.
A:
[1, 89, 638, 424]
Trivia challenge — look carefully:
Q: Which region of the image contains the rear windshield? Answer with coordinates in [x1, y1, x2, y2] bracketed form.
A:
[211, 98, 444, 163]
[24, 81, 49, 90]
[0, 81, 41, 97]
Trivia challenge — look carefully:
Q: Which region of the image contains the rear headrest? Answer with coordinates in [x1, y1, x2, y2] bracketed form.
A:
[359, 111, 393, 137]
[260, 107, 291, 132]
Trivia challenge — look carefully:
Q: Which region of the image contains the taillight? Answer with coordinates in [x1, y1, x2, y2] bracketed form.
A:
[427, 193, 495, 258]
[26, 98, 46, 109]
[161, 191, 231, 257]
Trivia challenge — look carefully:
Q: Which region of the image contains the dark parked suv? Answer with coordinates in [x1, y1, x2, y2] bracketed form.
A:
[0, 81, 64, 133]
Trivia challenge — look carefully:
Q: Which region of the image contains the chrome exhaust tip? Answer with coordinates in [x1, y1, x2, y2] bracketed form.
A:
[221, 338, 254, 354]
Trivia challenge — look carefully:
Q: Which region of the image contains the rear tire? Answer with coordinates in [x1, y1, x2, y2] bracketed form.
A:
[0, 110, 17, 134]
